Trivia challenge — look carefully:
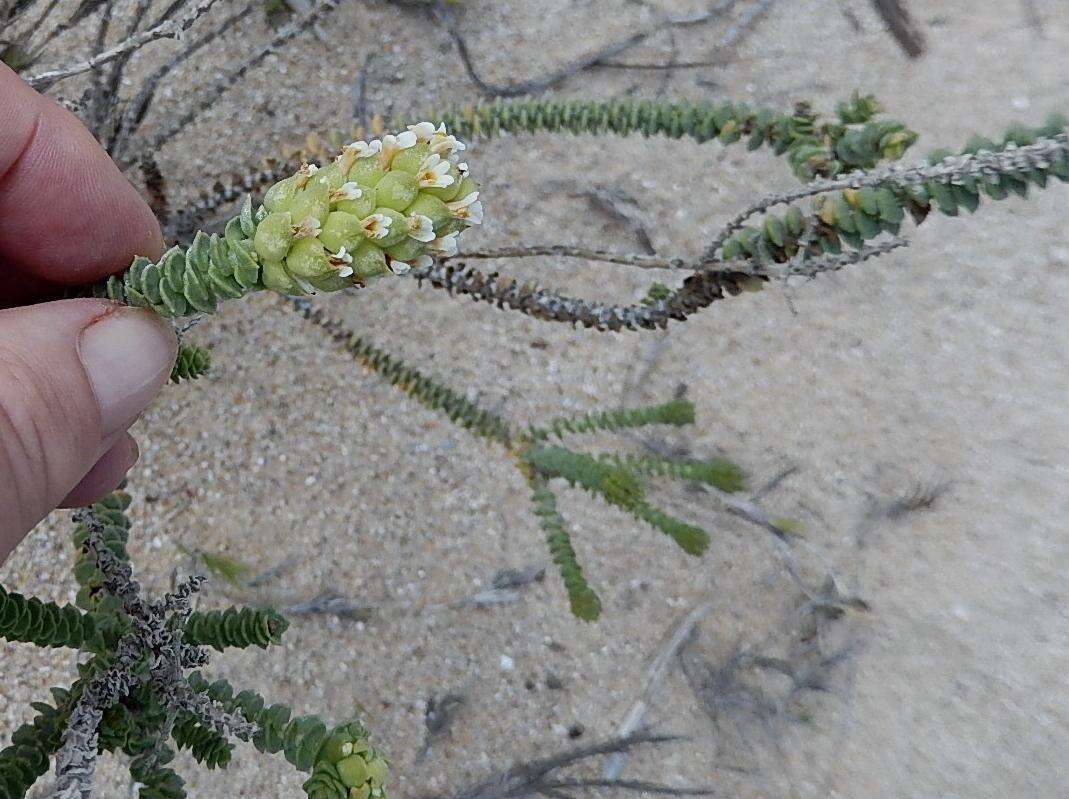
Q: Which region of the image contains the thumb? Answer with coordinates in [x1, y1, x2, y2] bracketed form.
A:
[0, 299, 176, 557]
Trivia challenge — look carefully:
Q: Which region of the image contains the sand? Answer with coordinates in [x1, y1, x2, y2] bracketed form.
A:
[2, 1, 1067, 796]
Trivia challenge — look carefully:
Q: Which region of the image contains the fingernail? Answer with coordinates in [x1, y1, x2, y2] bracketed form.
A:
[78, 308, 177, 437]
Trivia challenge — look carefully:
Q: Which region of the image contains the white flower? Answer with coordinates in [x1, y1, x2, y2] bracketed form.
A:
[416, 153, 454, 189]
[378, 131, 417, 168]
[296, 161, 320, 188]
[337, 140, 380, 173]
[387, 257, 412, 275]
[405, 214, 435, 242]
[292, 216, 321, 239]
[407, 121, 438, 142]
[428, 125, 465, 157]
[427, 231, 459, 257]
[330, 182, 363, 203]
[388, 254, 432, 275]
[329, 247, 354, 278]
[447, 192, 483, 225]
[455, 161, 469, 176]
[361, 213, 392, 240]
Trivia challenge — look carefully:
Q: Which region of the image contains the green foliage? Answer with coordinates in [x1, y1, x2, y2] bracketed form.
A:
[183, 606, 289, 651]
[596, 453, 746, 493]
[172, 712, 233, 769]
[529, 398, 694, 441]
[530, 485, 602, 621]
[0, 586, 102, 650]
[719, 117, 1069, 263]
[0, 686, 74, 799]
[186, 674, 388, 797]
[0, 493, 380, 799]
[94, 202, 265, 316]
[433, 96, 917, 180]
[170, 344, 212, 383]
[524, 445, 710, 556]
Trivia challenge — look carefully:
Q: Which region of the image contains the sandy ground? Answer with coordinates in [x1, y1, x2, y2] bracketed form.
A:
[2, 0, 1068, 797]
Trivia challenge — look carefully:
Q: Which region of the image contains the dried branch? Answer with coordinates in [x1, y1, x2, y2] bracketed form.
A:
[26, 0, 224, 89]
[135, 0, 340, 159]
[602, 600, 717, 780]
[432, 0, 740, 98]
[869, 0, 926, 58]
[417, 731, 709, 799]
[413, 241, 899, 331]
[450, 245, 691, 270]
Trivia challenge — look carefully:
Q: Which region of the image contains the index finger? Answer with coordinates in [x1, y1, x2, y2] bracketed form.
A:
[0, 63, 164, 303]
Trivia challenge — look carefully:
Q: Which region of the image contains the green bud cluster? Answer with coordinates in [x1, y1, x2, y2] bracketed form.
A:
[720, 117, 1069, 263]
[254, 122, 480, 296]
[94, 123, 480, 317]
[303, 724, 389, 799]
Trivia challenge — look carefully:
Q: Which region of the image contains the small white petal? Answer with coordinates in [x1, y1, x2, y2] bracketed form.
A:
[388, 258, 412, 275]
[447, 191, 479, 210]
[351, 140, 381, 158]
[427, 231, 459, 257]
[463, 200, 483, 225]
[406, 214, 435, 242]
[330, 246, 353, 265]
[396, 130, 417, 149]
[361, 213, 391, 240]
[408, 121, 437, 141]
[330, 181, 363, 202]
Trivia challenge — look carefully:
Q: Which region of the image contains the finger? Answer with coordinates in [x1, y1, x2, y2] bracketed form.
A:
[0, 64, 164, 300]
[60, 433, 139, 508]
[0, 299, 176, 559]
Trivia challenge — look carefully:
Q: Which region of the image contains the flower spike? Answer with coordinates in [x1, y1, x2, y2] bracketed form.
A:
[90, 122, 481, 313]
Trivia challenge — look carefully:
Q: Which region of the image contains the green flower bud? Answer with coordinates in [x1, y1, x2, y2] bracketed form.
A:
[263, 174, 301, 212]
[350, 786, 371, 799]
[319, 733, 355, 764]
[374, 171, 419, 211]
[348, 158, 386, 187]
[289, 183, 330, 225]
[286, 238, 332, 279]
[385, 237, 425, 263]
[389, 142, 430, 174]
[366, 757, 387, 788]
[453, 176, 479, 201]
[405, 193, 451, 233]
[370, 208, 407, 248]
[262, 259, 298, 293]
[336, 754, 369, 786]
[351, 241, 389, 279]
[253, 212, 294, 262]
[319, 211, 364, 252]
[336, 190, 376, 220]
[310, 162, 346, 193]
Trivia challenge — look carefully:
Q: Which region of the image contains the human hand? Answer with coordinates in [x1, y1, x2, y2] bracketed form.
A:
[0, 64, 176, 559]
